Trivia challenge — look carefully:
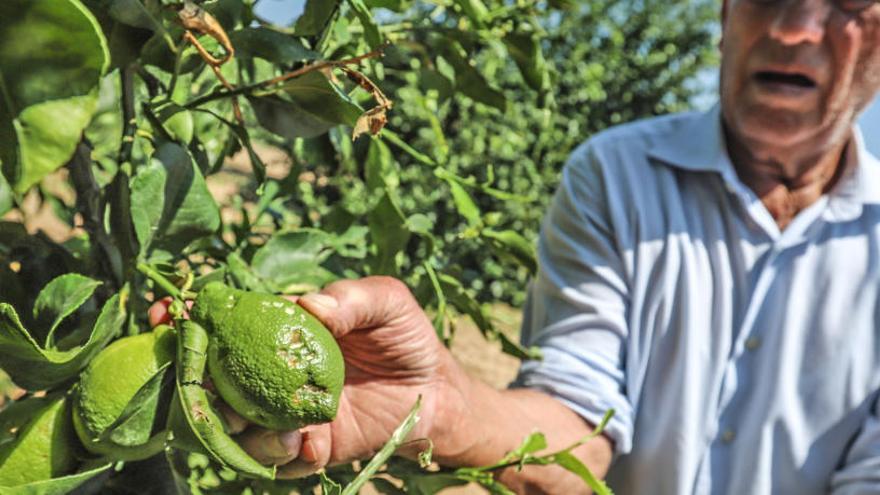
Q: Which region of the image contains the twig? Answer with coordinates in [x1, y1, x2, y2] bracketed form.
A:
[184, 46, 387, 109]
[137, 263, 185, 301]
[118, 65, 137, 165]
[68, 141, 123, 290]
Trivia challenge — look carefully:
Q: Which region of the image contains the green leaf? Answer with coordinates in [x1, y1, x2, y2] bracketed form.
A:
[452, 0, 489, 28]
[0, 166, 12, 216]
[481, 228, 537, 275]
[0, 461, 113, 495]
[32, 274, 102, 347]
[0, 0, 109, 193]
[403, 474, 470, 495]
[154, 100, 194, 145]
[503, 30, 551, 94]
[294, 0, 340, 36]
[340, 397, 422, 495]
[445, 180, 482, 228]
[552, 452, 613, 495]
[505, 432, 547, 462]
[368, 194, 410, 276]
[439, 273, 541, 360]
[320, 473, 343, 495]
[82, 0, 164, 31]
[434, 41, 505, 111]
[96, 362, 171, 448]
[347, 0, 382, 49]
[225, 252, 274, 293]
[249, 72, 362, 140]
[130, 141, 221, 256]
[0, 293, 125, 390]
[250, 230, 340, 293]
[228, 27, 320, 64]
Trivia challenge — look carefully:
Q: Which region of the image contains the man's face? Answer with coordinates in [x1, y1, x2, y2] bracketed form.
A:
[720, 0, 880, 152]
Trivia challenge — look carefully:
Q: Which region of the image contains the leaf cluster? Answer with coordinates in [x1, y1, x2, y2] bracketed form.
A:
[0, 0, 717, 492]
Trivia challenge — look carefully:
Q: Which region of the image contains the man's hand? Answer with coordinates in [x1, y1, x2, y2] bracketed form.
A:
[150, 276, 613, 491]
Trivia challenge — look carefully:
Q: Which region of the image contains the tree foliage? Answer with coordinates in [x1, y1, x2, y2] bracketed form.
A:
[0, 0, 717, 492]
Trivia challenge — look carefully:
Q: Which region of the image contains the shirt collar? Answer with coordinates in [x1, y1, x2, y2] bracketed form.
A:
[647, 103, 880, 217]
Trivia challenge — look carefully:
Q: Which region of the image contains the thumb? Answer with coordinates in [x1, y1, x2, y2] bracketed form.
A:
[298, 276, 419, 339]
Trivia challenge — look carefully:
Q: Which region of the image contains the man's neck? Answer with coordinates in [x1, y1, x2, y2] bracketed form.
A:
[725, 128, 851, 231]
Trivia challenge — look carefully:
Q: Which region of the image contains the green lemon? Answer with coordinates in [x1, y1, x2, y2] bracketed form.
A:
[72, 325, 176, 461]
[191, 282, 345, 430]
[0, 396, 78, 486]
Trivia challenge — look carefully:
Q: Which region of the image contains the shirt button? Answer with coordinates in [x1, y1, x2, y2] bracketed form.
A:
[721, 429, 736, 443]
[745, 336, 762, 351]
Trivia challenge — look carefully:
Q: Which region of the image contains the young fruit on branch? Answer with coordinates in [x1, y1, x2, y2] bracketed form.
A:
[190, 283, 345, 431]
[0, 396, 78, 487]
[72, 325, 176, 461]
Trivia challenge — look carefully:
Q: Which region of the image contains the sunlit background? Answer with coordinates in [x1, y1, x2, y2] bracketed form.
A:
[254, 0, 880, 156]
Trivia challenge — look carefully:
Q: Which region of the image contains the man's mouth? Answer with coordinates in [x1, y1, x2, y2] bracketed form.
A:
[753, 70, 817, 89]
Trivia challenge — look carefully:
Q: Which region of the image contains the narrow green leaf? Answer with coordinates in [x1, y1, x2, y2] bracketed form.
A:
[95, 361, 172, 447]
[321, 473, 343, 495]
[0, 293, 124, 390]
[403, 474, 470, 495]
[452, 0, 489, 28]
[505, 432, 547, 461]
[503, 31, 551, 94]
[481, 228, 537, 275]
[340, 397, 422, 495]
[32, 274, 102, 347]
[552, 452, 613, 495]
[368, 194, 410, 275]
[347, 0, 382, 49]
[0, 462, 113, 495]
[434, 40, 505, 111]
[0, 0, 109, 193]
[446, 179, 482, 227]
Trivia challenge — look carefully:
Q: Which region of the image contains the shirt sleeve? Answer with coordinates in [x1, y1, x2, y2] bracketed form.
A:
[829, 393, 880, 494]
[511, 141, 635, 455]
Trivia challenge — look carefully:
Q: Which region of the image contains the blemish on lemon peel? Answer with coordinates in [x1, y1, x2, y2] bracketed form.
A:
[190, 283, 344, 430]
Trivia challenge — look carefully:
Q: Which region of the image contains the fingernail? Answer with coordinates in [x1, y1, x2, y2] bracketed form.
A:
[301, 293, 338, 309]
[261, 431, 301, 459]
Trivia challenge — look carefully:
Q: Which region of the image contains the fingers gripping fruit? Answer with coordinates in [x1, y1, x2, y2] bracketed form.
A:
[72, 325, 176, 460]
[190, 283, 345, 431]
[0, 397, 78, 486]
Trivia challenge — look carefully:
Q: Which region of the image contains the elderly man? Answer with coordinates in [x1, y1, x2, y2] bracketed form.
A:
[153, 0, 880, 493]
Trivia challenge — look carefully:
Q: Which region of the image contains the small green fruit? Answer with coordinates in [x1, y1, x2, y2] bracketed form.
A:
[0, 396, 77, 486]
[191, 283, 345, 431]
[72, 325, 176, 461]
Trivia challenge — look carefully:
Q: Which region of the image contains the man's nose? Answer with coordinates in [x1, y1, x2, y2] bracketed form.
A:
[768, 0, 831, 46]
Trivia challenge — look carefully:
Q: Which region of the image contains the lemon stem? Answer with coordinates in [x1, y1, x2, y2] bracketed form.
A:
[137, 263, 184, 302]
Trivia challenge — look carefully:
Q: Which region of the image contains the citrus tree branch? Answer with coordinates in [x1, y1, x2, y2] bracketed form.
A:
[184, 46, 387, 109]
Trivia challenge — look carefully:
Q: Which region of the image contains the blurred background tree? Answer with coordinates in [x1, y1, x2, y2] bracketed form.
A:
[286, 0, 720, 307]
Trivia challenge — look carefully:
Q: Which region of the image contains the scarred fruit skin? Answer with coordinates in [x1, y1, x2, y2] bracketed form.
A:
[72, 325, 176, 461]
[191, 282, 345, 431]
[0, 397, 77, 486]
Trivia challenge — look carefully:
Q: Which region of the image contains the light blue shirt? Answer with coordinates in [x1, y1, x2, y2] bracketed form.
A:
[515, 105, 880, 495]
